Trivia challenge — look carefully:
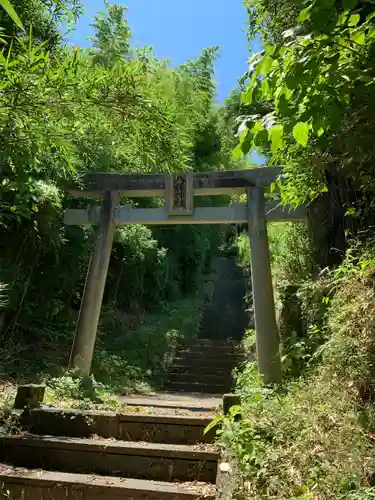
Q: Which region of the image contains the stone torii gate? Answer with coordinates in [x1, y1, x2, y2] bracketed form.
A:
[64, 167, 306, 384]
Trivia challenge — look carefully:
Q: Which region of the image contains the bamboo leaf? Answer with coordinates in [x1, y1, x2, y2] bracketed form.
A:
[0, 0, 24, 30]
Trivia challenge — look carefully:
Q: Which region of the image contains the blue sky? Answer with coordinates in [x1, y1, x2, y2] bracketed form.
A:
[67, 0, 257, 103]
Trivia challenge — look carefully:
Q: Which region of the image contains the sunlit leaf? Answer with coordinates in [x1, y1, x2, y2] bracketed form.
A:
[232, 143, 244, 161]
[298, 6, 312, 22]
[229, 405, 242, 417]
[293, 122, 309, 147]
[269, 124, 284, 153]
[241, 87, 254, 105]
[352, 31, 365, 44]
[256, 54, 274, 76]
[348, 13, 360, 26]
[204, 414, 223, 435]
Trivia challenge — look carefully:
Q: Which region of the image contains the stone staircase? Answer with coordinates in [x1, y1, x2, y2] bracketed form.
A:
[164, 256, 247, 395]
[0, 406, 218, 499]
[198, 257, 248, 342]
[164, 339, 243, 394]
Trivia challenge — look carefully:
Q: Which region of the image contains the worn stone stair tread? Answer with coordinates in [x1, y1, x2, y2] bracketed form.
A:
[1, 434, 218, 483]
[173, 355, 240, 365]
[164, 382, 232, 394]
[0, 434, 218, 460]
[171, 364, 236, 375]
[0, 466, 216, 499]
[27, 407, 213, 426]
[20, 408, 215, 445]
[178, 345, 240, 352]
[180, 339, 238, 346]
[177, 348, 240, 356]
[167, 374, 233, 384]
[119, 393, 221, 412]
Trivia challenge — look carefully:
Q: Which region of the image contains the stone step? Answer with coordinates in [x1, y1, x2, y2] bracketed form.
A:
[119, 393, 221, 413]
[171, 364, 236, 376]
[0, 434, 218, 483]
[178, 341, 241, 350]
[177, 345, 241, 356]
[164, 381, 233, 394]
[174, 353, 241, 364]
[0, 466, 216, 500]
[179, 339, 239, 348]
[167, 374, 233, 386]
[174, 352, 242, 365]
[19, 408, 215, 445]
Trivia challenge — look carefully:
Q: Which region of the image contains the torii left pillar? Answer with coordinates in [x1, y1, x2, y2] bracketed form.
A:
[69, 190, 119, 376]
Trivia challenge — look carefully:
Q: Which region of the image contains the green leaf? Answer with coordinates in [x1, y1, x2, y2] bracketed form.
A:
[352, 30, 365, 44]
[256, 54, 274, 76]
[241, 88, 254, 105]
[0, 0, 24, 30]
[229, 405, 242, 417]
[298, 6, 312, 22]
[293, 122, 309, 147]
[252, 120, 268, 147]
[204, 414, 223, 435]
[348, 13, 360, 26]
[241, 133, 253, 155]
[232, 143, 244, 161]
[269, 124, 284, 153]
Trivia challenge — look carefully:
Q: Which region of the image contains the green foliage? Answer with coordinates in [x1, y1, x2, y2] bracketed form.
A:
[222, 239, 375, 499]
[0, 0, 82, 50]
[0, 1, 230, 399]
[234, 0, 375, 212]
[0, 282, 211, 409]
[89, 1, 132, 66]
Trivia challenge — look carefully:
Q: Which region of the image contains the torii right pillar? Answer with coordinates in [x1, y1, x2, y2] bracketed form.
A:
[247, 185, 282, 384]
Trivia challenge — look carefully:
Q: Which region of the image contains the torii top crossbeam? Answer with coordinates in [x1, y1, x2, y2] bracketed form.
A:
[67, 166, 282, 198]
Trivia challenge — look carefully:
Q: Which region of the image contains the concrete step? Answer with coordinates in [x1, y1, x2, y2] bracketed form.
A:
[119, 393, 221, 412]
[177, 345, 241, 356]
[20, 408, 215, 445]
[171, 364, 236, 376]
[178, 341, 241, 350]
[174, 352, 242, 365]
[180, 339, 238, 347]
[167, 374, 233, 386]
[0, 434, 218, 483]
[174, 353, 240, 364]
[0, 466, 216, 500]
[164, 381, 233, 394]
